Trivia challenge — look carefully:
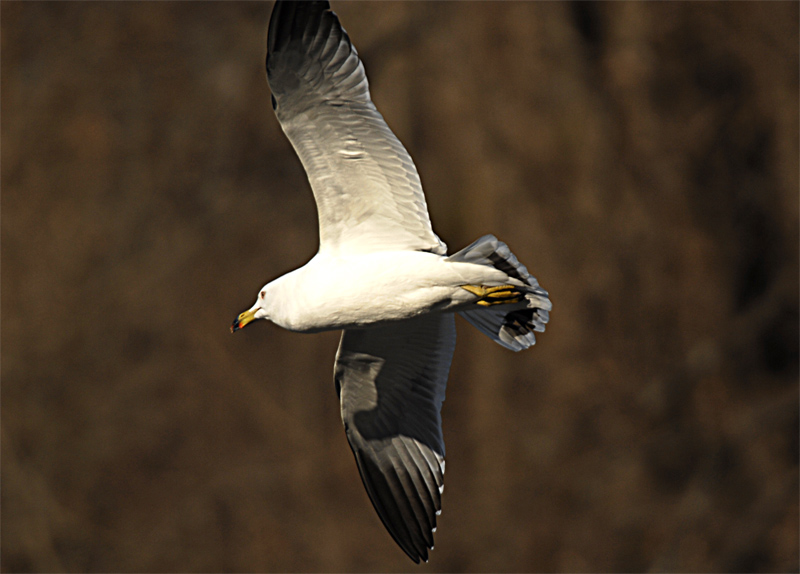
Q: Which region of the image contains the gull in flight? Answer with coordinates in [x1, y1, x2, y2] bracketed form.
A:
[231, 1, 552, 563]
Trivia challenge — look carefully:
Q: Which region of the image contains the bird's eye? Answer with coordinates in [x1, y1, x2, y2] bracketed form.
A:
[259, 290, 266, 299]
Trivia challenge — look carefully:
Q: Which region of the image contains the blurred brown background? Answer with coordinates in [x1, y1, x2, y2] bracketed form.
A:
[2, 2, 798, 572]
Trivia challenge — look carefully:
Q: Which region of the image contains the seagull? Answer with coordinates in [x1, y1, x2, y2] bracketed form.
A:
[231, 1, 551, 563]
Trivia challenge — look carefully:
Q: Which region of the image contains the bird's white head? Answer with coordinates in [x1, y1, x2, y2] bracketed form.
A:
[230, 284, 272, 333]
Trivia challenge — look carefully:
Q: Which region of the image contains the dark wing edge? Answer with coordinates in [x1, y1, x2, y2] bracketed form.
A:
[266, 0, 369, 110]
[334, 314, 456, 563]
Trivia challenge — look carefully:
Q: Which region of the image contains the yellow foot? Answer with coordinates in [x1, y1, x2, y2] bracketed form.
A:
[461, 284, 523, 306]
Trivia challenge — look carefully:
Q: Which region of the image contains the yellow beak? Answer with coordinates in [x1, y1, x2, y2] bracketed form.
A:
[231, 309, 257, 333]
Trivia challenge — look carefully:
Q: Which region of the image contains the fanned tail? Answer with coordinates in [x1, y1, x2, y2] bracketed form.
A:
[449, 235, 551, 352]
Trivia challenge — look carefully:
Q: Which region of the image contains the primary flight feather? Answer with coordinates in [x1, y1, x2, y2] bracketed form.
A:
[231, 1, 552, 563]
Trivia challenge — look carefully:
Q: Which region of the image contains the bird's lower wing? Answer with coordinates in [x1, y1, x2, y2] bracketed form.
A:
[334, 313, 456, 563]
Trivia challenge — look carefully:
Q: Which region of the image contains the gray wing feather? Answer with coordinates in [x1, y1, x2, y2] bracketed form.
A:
[267, 1, 446, 256]
[334, 313, 455, 563]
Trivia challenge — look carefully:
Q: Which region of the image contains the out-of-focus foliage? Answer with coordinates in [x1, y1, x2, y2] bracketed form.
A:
[2, 2, 797, 572]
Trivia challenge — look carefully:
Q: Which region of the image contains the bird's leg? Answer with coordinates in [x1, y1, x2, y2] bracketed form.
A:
[461, 284, 524, 306]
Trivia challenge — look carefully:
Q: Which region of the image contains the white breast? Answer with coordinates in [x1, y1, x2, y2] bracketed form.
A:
[266, 251, 468, 333]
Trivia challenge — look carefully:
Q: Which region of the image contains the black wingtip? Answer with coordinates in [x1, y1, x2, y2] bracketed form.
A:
[353, 450, 437, 563]
[267, 0, 331, 60]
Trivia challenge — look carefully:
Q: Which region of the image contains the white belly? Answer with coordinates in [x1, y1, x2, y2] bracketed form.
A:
[267, 250, 500, 332]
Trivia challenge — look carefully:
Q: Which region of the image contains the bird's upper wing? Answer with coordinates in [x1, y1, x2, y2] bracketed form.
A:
[266, 1, 446, 256]
[334, 313, 456, 563]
